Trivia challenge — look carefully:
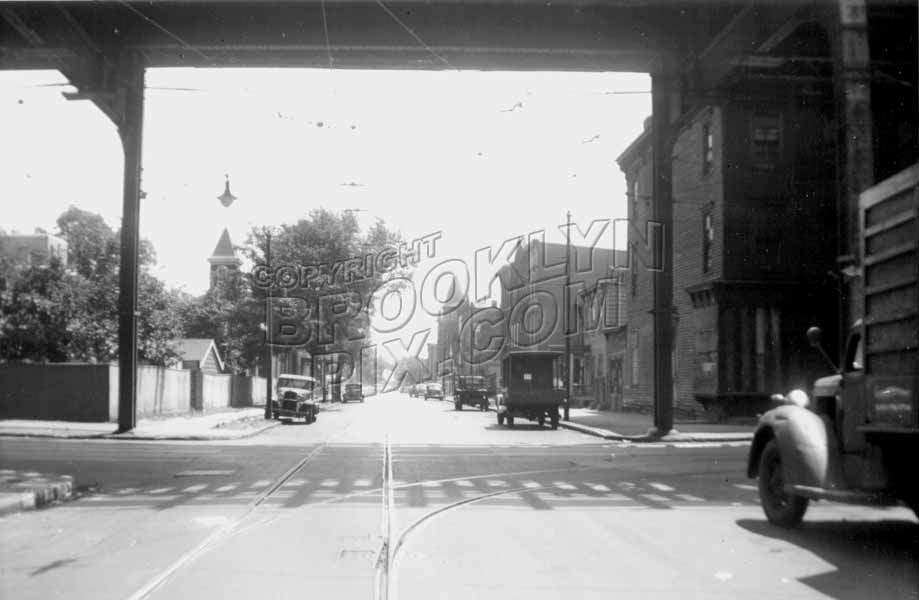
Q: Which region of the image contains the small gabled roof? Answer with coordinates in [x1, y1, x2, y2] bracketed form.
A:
[172, 338, 225, 372]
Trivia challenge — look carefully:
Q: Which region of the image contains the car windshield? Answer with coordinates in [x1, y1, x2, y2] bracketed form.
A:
[6, 10, 915, 599]
[277, 378, 314, 390]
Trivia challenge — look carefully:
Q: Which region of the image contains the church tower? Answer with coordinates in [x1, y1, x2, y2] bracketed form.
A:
[208, 228, 242, 291]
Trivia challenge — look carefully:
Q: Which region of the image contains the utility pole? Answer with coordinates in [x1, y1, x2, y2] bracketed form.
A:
[564, 210, 572, 421]
[264, 230, 273, 420]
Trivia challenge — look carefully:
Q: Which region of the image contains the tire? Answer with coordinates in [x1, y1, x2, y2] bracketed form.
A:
[497, 413, 505, 426]
[551, 415, 559, 430]
[455, 402, 462, 411]
[272, 412, 280, 420]
[758, 439, 808, 527]
[507, 416, 515, 428]
[538, 415, 545, 427]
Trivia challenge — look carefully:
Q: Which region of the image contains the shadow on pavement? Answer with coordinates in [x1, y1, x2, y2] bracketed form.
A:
[736, 517, 919, 600]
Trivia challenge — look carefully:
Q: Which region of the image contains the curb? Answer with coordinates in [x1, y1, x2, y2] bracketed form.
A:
[482, 405, 752, 444]
[100, 419, 282, 441]
[0, 475, 73, 518]
[0, 418, 282, 442]
[558, 420, 753, 443]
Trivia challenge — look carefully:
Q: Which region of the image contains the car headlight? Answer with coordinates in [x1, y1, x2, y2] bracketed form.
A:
[774, 389, 809, 408]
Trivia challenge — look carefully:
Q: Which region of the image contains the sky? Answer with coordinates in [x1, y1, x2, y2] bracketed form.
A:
[1, 67, 650, 349]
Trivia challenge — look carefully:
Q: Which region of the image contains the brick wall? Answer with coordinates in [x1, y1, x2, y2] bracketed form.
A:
[671, 107, 725, 415]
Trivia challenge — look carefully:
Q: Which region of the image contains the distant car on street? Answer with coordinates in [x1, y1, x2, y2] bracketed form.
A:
[342, 383, 364, 403]
[453, 375, 489, 411]
[424, 382, 444, 400]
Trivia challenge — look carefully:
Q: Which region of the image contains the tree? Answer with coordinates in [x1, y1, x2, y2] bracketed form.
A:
[181, 209, 406, 374]
[0, 207, 182, 364]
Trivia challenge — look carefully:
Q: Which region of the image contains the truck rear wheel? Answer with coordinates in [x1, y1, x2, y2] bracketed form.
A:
[551, 415, 559, 430]
[497, 413, 505, 426]
[507, 416, 515, 428]
[758, 439, 808, 527]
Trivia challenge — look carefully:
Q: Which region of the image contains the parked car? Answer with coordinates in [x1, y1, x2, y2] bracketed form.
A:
[424, 382, 444, 400]
[272, 374, 319, 423]
[409, 383, 426, 398]
[342, 383, 364, 403]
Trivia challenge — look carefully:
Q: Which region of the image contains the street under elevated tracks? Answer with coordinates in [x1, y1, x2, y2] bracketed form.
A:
[1, 392, 917, 600]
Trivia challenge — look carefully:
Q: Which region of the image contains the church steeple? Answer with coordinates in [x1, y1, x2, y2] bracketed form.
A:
[208, 228, 242, 290]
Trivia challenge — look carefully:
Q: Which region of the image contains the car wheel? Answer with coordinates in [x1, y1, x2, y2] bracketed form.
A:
[507, 416, 515, 428]
[550, 415, 559, 430]
[758, 439, 808, 527]
[497, 413, 505, 425]
[455, 402, 462, 411]
[537, 415, 545, 427]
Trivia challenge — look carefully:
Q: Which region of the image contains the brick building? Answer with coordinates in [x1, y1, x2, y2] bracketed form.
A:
[0, 233, 68, 268]
[497, 238, 620, 406]
[618, 65, 842, 418]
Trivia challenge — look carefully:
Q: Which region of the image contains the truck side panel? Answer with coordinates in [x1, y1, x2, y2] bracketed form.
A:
[859, 164, 919, 431]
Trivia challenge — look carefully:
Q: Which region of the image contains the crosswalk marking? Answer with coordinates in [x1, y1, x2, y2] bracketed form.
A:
[522, 481, 541, 489]
[215, 484, 237, 492]
[648, 482, 675, 492]
[734, 484, 757, 491]
[354, 479, 372, 487]
[552, 481, 577, 490]
[147, 487, 174, 494]
[181, 484, 207, 493]
[586, 483, 611, 492]
[283, 478, 307, 488]
[675, 494, 705, 502]
[319, 479, 338, 488]
[640, 493, 670, 503]
[456, 480, 474, 487]
[486, 480, 507, 487]
[251, 479, 271, 488]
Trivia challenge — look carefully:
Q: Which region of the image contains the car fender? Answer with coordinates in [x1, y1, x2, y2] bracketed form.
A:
[747, 405, 842, 489]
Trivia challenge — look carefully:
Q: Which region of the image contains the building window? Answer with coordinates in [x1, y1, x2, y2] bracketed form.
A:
[702, 209, 714, 273]
[752, 113, 781, 168]
[630, 331, 640, 387]
[702, 122, 714, 175]
[630, 249, 638, 297]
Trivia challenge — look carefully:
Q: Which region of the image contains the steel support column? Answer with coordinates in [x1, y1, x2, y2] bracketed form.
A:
[650, 62, 676, 436]
[833, 0, 873, 341]
[116, 51, 145, 433]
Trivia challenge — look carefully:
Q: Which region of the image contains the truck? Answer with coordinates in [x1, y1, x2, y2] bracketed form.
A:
[747, 164, 919, 526]
[453, 375, 490, 411]
[496, 351, 566, 429]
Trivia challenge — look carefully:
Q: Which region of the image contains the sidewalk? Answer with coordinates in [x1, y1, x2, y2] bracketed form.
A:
[560, 407, 756, 442]
[0, 407, 279, 441]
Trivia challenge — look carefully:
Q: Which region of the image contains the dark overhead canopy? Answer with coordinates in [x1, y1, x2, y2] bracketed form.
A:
[1, 1, 748, 74]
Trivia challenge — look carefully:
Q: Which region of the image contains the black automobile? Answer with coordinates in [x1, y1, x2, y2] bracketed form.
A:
[272, 374, 319, 424]
[342, 383, 364, 403]
[454, 375, 489, 411]
[424, 382, 444, 400]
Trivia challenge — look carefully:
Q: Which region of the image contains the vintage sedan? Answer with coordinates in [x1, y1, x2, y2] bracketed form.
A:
[272, 374, 319, 423]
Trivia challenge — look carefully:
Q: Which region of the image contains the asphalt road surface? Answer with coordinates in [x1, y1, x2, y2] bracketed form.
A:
[1, 392, 917, 600]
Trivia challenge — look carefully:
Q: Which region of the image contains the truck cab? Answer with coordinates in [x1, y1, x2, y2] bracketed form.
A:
[747, 165, 919, 526]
